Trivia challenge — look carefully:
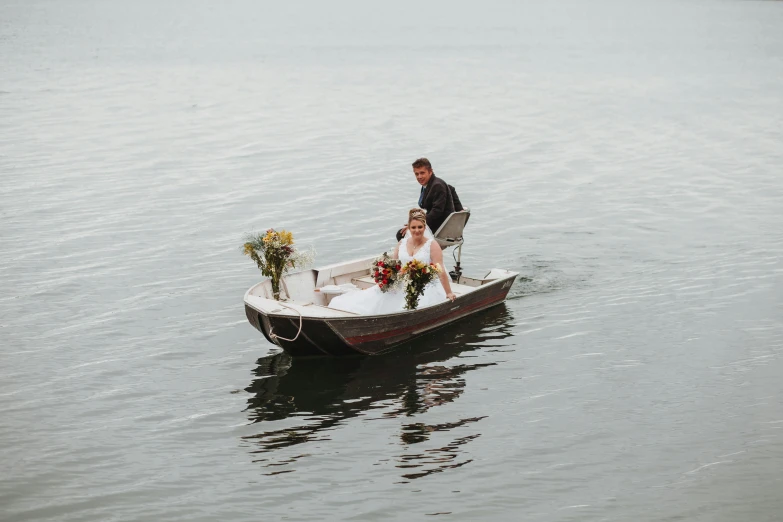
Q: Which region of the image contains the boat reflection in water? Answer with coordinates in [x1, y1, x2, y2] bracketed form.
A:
[242, 304, 515, 480]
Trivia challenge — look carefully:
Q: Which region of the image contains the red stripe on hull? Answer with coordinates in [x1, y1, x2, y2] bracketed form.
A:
[344, 291, 507, 345]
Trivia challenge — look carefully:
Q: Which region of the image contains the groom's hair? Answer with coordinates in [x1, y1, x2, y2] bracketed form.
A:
[412, 158, 432, 170]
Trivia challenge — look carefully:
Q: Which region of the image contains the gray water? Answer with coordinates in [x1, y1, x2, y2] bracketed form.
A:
[2, 0, 783, 520]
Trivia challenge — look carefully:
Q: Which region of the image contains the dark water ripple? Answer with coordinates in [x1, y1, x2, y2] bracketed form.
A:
[2, 0, 783, 521]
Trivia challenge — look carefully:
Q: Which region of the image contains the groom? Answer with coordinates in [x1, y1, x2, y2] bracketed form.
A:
[396, 158, 463, 241]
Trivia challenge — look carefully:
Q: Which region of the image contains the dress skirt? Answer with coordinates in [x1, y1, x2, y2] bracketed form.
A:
[329, 281, 447, 315]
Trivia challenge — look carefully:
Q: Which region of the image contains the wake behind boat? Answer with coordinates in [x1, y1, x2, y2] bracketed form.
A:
[243, 211, 518, 356]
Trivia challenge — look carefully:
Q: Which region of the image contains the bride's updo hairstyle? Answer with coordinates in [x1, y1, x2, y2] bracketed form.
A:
[408, 208, 427, 225]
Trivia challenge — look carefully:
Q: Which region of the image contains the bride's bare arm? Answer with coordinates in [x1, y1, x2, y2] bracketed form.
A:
[430, 242, 456, 300]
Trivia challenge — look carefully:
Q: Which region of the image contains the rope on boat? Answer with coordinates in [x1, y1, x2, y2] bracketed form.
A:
[268, 302, 304, 343]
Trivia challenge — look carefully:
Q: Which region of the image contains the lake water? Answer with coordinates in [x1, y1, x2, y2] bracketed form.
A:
[2, 0, 782, 520]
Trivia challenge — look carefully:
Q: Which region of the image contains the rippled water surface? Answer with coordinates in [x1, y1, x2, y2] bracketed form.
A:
[2, 1, 783, 520]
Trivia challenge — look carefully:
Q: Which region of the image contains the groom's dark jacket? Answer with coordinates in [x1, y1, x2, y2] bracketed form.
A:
[397, 174, 463, 241]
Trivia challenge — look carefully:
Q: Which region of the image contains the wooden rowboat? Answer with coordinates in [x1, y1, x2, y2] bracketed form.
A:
[243, 211, 518, 356]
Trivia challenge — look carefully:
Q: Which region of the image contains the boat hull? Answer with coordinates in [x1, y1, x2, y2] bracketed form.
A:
[245, 273, 516, 356]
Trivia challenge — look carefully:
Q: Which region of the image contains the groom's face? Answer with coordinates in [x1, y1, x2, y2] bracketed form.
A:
[413, 166, 433, 186]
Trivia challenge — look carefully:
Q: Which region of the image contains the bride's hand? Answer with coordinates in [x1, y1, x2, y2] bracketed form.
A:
[446, 292, 457, 302]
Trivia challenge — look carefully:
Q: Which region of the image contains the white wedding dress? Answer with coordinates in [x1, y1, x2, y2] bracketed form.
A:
[329, 236, 448, 315]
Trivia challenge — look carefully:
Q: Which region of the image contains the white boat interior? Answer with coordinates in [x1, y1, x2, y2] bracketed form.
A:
[244, 256, 516, 319]
[244, 210, 515, 318]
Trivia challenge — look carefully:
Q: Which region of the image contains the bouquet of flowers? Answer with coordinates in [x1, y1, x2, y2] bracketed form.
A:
[401, 260, 442, 310]
[372, 252, 402, 293]
[242, 229, 314, 300]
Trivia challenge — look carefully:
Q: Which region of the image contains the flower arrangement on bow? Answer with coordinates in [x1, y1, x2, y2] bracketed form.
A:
[401, 259, 442, 310]
[372, 252, 403, 293]
[242, 229, 314, 300]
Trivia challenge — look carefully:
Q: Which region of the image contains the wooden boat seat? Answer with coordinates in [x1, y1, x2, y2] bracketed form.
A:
[315, 256, 377, 288]
[351, 275, 376, 289]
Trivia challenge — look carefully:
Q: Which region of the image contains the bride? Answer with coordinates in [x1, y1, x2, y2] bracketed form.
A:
[330, 208, 458, 315]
